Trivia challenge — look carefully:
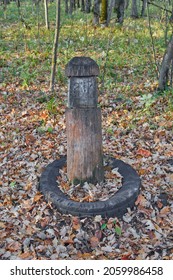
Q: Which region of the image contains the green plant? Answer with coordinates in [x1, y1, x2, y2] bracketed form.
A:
[10, 181, 16, 188]
[140, 93, 155, 107]
[101, 221, 122, 236]
[46, 97, 57, 115]
[47, 127, 53, 133]
[106, 127, 114, 135]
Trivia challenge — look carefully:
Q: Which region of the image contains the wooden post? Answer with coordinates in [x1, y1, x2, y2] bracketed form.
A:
[65, 57, 104, 185]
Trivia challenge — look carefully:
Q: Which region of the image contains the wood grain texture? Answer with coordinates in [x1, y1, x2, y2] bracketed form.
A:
[66, 108, 104, 184]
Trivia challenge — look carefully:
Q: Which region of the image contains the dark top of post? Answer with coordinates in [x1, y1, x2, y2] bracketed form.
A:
[65, 57, 100, 77]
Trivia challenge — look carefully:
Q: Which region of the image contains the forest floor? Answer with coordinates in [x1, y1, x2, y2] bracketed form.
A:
[0, 80, 173, 260]
[0, 2, 173, 260]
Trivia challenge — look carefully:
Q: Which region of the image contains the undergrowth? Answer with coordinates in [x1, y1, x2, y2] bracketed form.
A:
[0, 1, 173, 114]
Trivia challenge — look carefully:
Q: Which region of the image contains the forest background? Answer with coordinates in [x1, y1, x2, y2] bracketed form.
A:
[0, 0, 173, 260]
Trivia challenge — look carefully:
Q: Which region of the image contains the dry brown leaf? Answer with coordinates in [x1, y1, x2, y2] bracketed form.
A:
[138, 168, 146, 175]
[136, 148, 151, 157]
[148, 230, 156, 240]
[72, 216, 80, 231]
[0, 222, 6, 229]
[80, 195, 92, 202]
[63, 238, 74, 245]
[22, 199, 34, 211]
[135, 194, 147, 206]
[160, 206, 171, 216]
[7, 241, 21, 252]
[3, 196, 12, 206]
[26, 225, 35, 235]
[77, 252, 93, 259]
[24, 183, 32, 191]
[167, 174, 173, 183]
[95, 230, 102, 241]
[157, 200, 163, 209]
[90, 236, 100, 248]
[40, 216, 50, 228]
[33, 193, 43, 203]
[121, 252, 132, 260]
[20, 252, 33, 259]
[25, 134, 36, 145]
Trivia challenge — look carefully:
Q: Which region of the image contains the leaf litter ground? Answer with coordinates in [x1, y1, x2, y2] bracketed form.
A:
[57, 163, 123, 202]
[0, 83, 172, 260]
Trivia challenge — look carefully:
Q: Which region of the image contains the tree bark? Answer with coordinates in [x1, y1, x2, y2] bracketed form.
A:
[114, 0, 125, 24]
[141, 0, 147, 17]
[65, 0, 69, 13]
[93, 0, 101, 25]
[50, 0, 61, 92]
[100, 0, 108, 26]
[131, 0, 138, 18]
[159, 34, 173, 90]
[107, 0, 114, 25]
[44, 0, 49, 29]
[81, 0, 85, 11]
[69, 0, 74, 14]
[86, 0, 91, 13]
[77, 0, 80, 8]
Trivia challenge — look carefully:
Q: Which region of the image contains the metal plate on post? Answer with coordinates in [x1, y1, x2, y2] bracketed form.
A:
[68, 77, 98, 108]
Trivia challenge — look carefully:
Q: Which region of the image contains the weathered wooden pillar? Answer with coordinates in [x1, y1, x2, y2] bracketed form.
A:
[65, 57, 104, 185]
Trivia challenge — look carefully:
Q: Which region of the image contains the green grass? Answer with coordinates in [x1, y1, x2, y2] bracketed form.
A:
[0, 0, 173, 112]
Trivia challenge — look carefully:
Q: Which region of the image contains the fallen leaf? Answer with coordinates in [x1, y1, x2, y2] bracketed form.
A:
[25, 134, 36, 145]
[160, 206, 171, 216]
[40, 216, 50, 228]
[101, 245, 113, 253]
[90, 236, 99, 248]
[95, 230, 102, 241]
[94, 215, 102, 223]
[63, 238, 74, 245]
[136, 148, 151, 157]
[72, 216, 80, 231]
[0, 222, 6, 229]
[167, 174, 173, 183]
[148, 230, 156, 239]
[7, 241, 21, 252]
[20, 252, 33, 259]
[121, 252, 132, 260]
[33, 193, 43, 203]
[157, 200, 163, 209]
[135, 194, 147, 206]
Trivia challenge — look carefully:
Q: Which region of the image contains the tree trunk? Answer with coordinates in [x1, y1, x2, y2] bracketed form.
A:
[107, 0, 114, 25]
[141, 0, 147, 17]
[16, 0, 20, 8]
[170, 9, 173, 22]
[159, 34, 173, 90]
[44, 0, 49, 29]
[100, 0, 108, 26]
[93, 0, 101, 25]
[65, 0, 69, 13]
[50, 0, 61, 92]
[86, 0, 91, 13]
[125, 0, 129, 9]
[3, 0, 10, 19]
[69, 0, 74, 14]
[114, 0, 125, 24]
[131, 0, 138, 18]
[81, 0, 85, 11]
